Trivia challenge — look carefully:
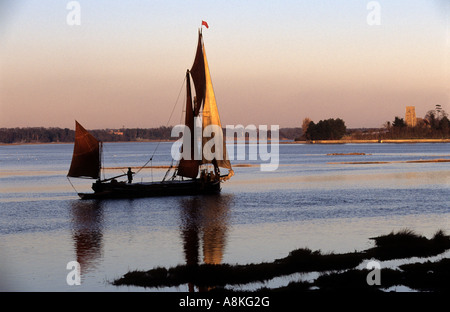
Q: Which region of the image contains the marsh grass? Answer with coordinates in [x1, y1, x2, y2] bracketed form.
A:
[113, 229, 450, 291]
[367, 229, 450, 260]
[305, 257, 450, 293]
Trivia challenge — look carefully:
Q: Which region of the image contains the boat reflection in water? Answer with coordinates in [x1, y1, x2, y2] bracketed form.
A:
[179, 194, 233, 291]
[69, 200, 104, 277]
[68, 194, 232, 290]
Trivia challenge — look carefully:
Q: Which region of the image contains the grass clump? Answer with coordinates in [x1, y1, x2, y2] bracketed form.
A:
[367, 228, 450, 260]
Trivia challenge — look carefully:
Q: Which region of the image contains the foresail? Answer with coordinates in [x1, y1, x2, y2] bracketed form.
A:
[201, 39, 232, 170]
[68, 121, 101, 179]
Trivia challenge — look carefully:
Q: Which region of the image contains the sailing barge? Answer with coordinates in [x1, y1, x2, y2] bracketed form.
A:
[67, 29, 233, 199]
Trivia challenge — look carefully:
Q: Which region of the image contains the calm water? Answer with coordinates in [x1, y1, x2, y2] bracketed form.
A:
[1, 142, 449, 291]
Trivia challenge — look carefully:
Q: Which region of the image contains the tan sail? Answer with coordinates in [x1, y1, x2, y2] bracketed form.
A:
[68, 121, 102, 179]
[200, 35, 232, 171]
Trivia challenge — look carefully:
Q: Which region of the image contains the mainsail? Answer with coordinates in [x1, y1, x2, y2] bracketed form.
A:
[178, 31, 232, 179]
[68, 121, 102, 179]
[190, 31, 206, 117]
[177, 71, 200, 179]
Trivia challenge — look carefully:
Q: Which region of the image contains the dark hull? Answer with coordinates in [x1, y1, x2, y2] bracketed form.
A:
[78, 179, 221, 200]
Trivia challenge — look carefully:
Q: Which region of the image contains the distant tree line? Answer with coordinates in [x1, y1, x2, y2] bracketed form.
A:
[0, 126, 302, 144]
[302, 118, 347, 140]
[0, 126, 174, 144]
[279, 128, 302, 140]
[300, 105, 450, 141]
[92, 127, 175, 142]
[0, 127, 75, 144]
[349, 106, 450, 140]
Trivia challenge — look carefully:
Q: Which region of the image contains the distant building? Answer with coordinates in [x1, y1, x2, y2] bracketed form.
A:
[405, 106, 417, 127]
[109, 130, 124, 136]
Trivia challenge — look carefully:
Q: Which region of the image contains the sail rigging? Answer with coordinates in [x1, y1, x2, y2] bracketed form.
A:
[68, 121, 102, 179]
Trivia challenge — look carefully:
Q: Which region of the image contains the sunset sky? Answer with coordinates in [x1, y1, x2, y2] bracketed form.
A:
[1, 0, 448, 129]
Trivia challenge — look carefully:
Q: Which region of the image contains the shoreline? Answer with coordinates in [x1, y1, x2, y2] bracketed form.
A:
[288, 139, 450, 144]
[0, 139, 176, 146]
[2, 138, 450, 146]
[327, 158, 450, 165]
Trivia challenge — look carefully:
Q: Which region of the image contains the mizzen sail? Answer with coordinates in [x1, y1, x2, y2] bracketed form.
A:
[68, 121, 102, 179]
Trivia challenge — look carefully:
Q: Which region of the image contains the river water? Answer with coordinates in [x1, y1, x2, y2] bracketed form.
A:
[0, 142, 449, 291]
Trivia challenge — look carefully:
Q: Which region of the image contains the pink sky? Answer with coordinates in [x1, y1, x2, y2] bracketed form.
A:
[1, 1, 448, 129]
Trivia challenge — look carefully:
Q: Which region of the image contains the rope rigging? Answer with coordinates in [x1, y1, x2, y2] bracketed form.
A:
[134, 76, 186, 177]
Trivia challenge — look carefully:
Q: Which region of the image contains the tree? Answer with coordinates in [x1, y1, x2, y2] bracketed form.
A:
[305, 118, 347, 140]
[439, 116, 450, 135]
[425, 106, 448, 130]
[392, 117, 406, 128]
[424, 110, 438, 129]
[300, 117, 312, 140]
[301, 118, 312, 134]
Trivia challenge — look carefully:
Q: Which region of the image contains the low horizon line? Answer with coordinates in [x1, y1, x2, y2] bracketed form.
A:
[0, 124, 386, 130]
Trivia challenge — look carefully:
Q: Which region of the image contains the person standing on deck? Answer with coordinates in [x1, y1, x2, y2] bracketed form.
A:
[127, 167, 134, 183]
